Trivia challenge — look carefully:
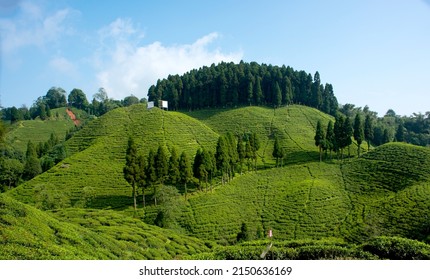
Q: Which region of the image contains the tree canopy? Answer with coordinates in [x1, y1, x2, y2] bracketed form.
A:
[148, 61, 338, 115]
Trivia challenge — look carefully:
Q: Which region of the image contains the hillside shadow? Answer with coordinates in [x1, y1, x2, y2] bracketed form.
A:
[85, 195, 132, 210]
[283, 150, 322, 166]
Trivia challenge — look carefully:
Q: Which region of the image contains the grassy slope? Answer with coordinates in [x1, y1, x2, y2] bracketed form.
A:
[0, 193, 210, 259]
[4, 104, 430, 259]
[5, 108, 77, 153]
[177, 142, 430, 245]
[8, 104, 219, 209]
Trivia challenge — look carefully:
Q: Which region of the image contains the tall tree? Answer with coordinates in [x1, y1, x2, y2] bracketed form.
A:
[353, 114, 364, 157]
[68, 88, 89, 110]
[193, 148, 205, 190]
[237, 136, 246, 174]
[273, 81, 282, 108]
[202, 149, 216, 190]
[314, 120, 325, 162]
[136, 154, 147, 208]
[364, 114, 374, 151]
[334, 114, 345, 159]
[23, 141, 42, 180]
[395, 123, 405, 142]
[325, 120, 335, 159]
[45, 87, 67, 109]
[146, 149, 157, 204]
[215, 135, 230, 184]
[154, 144, 168, 206]
[344, 116, 353, 157]
[254, 77, 263, 105]
[123, 137, 139, 210]
[383, 128, 391, 144]
[179, 151, 192, 201]
[168, 146, 180, 185]
[272, 136, 285, 167]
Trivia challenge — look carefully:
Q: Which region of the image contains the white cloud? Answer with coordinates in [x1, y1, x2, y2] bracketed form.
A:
[95, 20, 243, 100]
[0, 1, 76, 53]
[49, 56, 77, 76]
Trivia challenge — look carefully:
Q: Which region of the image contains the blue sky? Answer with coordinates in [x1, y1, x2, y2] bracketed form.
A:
[1, 0, 429, 116]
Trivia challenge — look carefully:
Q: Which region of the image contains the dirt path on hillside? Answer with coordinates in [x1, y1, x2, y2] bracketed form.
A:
[66, 108, 80, 126]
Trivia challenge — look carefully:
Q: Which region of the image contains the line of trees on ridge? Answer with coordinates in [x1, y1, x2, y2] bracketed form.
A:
[148, 61, 338, 115]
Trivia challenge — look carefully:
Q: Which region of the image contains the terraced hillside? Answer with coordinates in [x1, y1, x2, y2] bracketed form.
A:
[5, 108, 78, 153]
[4, 104, 430, 259]
[8, 105, 219, 209]
[173, 142, 430, 244]
[0, 194, 210, 259]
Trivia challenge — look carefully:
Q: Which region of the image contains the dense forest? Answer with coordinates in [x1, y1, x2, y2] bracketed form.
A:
[148, 61, 339, 115]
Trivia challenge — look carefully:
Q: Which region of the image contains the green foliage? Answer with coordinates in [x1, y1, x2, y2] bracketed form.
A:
[6, 104, 430, 260]
[68, 88, 89, 110]
[353, 114, 364, 156]
[149, 62, 338, 116]
[236, 222, 251, 242]
[0, 194, 210, 259]
[123, 137, 139, 210]
[5, 108, 77, 154]
[23, 141, 42, 180]
[363, 236, 430, 260]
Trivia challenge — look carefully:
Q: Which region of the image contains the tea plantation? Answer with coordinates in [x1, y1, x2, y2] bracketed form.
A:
[2, 104, 430, 259]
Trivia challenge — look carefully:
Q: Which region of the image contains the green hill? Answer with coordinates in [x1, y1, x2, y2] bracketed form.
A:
[0, 193, 210, 259]
[8, 104, 219, 209]
[4, 108, 77, 153]
[3, 104, 430, 259]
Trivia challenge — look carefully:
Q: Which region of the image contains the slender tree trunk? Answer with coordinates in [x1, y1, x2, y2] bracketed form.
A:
[319, 145, 322, 162]
[142, 188, 145, 208]
[184, 182, 188, 201]
[154, 185, 158, 206]
[357, 144, 361, 157]
[133, 184, 137, 210]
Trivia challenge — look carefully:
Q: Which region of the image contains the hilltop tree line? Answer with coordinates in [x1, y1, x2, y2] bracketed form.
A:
[312, 105, 430, 161]
[123, 132, 260, 211]
[337, 104, 430, 148]
[1, 87, 146, 123]
[148, 61, 339, 115]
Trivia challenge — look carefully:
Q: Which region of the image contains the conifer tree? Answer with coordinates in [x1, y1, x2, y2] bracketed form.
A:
[215, 135, 230, 184]
[136, 154, 147, 208]
[179, 151, 192, 200]
[273, 81, 282, 108]
[202, 149, 216, 190]
[154, 144, 168, 205]
[146, 149, 157, 205]
[24, 141, 42, 181]
[237, 137, 246, 174]
[325, 120, 335, 159]
[395, 123, 405, 142]
[314, 120, 325, 162]
[226, 132, 238, 180]
[272, 136, 282, 166]
[334, 114, 346, 159]
[168, 146, 180, 185]
[345, 116, 353, 157]
[193, 148, 205, 190]
[123, 137, 139, 210]
[353, 114, 364, 157]
[364, 114, 373, 151]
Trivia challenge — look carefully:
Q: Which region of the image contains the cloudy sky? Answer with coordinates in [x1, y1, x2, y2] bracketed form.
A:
[1, 0, 429, 116]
